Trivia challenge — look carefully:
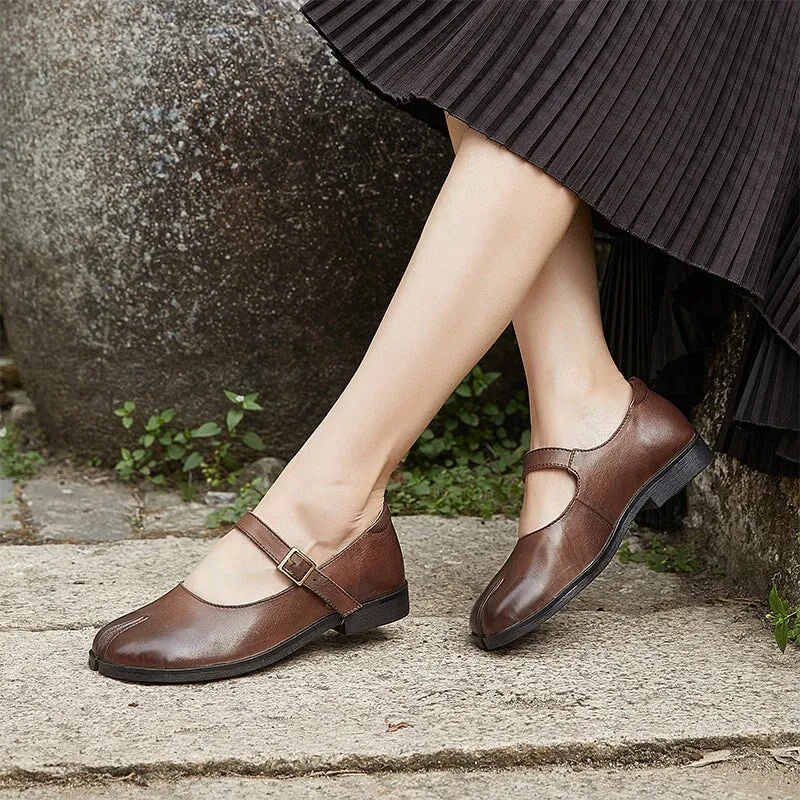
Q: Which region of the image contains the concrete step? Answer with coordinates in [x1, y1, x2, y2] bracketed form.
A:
[3, 516, 796, 789]
[2, 610, 797, 778]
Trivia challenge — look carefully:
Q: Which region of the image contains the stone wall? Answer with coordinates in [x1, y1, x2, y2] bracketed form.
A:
[0, 0, 462, 459]
[686, 306, 800, 600]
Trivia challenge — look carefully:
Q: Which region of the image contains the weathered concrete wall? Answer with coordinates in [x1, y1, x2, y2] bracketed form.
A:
[0, 0, 466, 459]
[686, 306, 800, 601]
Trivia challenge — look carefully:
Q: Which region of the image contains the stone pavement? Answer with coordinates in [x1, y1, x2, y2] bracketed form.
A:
[1, 467, 799, 799]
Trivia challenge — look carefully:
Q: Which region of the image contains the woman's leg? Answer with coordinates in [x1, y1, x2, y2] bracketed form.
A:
[511, 201, 632, 536]
[445, 112, 632, 537]
[184, 122, 581, 604]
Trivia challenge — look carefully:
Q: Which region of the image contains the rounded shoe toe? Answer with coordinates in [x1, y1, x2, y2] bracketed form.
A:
[91, 610, 152, 666]
[90, 585, 192, 670]
[470, 531, 569, 643]
[470, 575, 503, 639]
[470, 572, 533, 641]
[89, 583, 304, 674]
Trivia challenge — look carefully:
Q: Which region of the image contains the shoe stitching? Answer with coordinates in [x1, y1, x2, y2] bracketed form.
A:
[519, 466, 581, 539]
[521, 457, 574, 481]
[180, 574, 361, 615]
[521, 378, 645, 468]
[574, 497, 613, 529]
[475, 575, 505, 635]
[178, 581, 295, 609]
[571, 378, 642, 456]
[306, 575, 361, 616]
[245, 499, 392, 570]
[321, 500, 394, 566]
[234, 517, 364, 614]
[94, 615, 148, 654]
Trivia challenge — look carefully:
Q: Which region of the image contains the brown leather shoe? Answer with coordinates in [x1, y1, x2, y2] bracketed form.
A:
[89, 499, 408, 683]
[470, 376, 713, 650]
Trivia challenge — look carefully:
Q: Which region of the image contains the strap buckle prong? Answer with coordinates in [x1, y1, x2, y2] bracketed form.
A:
[277, 547, 316, 586]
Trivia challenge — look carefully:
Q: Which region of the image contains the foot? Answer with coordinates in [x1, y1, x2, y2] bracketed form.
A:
[471, 376, 711, 649]
[519, 374, 633, 536]
[89, 495, 408, 683]
[183, 467, 387, 605]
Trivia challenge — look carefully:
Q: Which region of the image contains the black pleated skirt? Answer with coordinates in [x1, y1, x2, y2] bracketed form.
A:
[299, 0, 800, 477]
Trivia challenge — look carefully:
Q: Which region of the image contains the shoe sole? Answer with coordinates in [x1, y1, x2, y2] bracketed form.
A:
[474, 433, 714, 650]
[88, 582, 410, 684]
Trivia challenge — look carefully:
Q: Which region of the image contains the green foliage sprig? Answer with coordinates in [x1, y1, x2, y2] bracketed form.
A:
[0, 423, 44, 480]
[388, 464, 523, 519]
[767, 585, 800, 653]
[113, 391, 266, 490]
[406, 365, 529, 471]
[387, 365, 530, 519]
[617, 536, 705, 574]
[206, 478, 269, 528]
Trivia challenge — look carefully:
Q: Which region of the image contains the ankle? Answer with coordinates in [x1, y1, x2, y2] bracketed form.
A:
[529, 362, 627, 405]
[251, 467, 386, 555]
[529, 371, 632, 450]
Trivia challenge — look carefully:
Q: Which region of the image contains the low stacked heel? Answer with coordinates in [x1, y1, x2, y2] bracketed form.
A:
[643, 435, 714, 510]
[335, 583, 410, 636]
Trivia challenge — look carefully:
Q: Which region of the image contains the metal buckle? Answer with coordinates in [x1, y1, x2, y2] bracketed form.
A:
[277, 547, 316, 586]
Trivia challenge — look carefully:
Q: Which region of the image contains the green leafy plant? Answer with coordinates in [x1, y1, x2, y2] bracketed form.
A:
[387, 364, 529, 518]
[766, 585, 800, 653]
[388, 464, 523, 520]
[113, 391, 266, 490]
[205, 365, 527, 523]
[618, 536, 705, 574]
[113, 362, 527, 521]
[0, 423, 44, 480]
[406, 365, 529, 472]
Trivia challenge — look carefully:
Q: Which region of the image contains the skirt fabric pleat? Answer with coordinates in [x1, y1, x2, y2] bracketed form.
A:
[299, 0, 800, 477]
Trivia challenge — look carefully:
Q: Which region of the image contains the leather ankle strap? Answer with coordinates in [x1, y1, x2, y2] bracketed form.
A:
[233, 511, 361, 616]
[522, 447, 573, 479]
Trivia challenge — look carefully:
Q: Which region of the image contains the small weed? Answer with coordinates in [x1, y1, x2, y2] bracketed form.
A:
[766, 585, 799, 653]
[406, 364, 530, 473]
[113, 391, 266, 491]
[387, 464, 523, 519]
[0, 423, 44, 480]
[388, 364, 529, 517]
[618, 535, 705, 574]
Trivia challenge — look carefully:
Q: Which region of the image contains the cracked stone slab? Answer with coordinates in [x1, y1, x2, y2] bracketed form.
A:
[0, 484, 22, 535]
[1, 610, 797, 777]
[137, 490, 215, 536]
[0, 479, 14, 503]
[0, 479, 22, 535]
[0, 519, 707, 631]
[1, 762, 798, 800]
[0, 502, 22, 535]
[21, 478, 138, 542]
